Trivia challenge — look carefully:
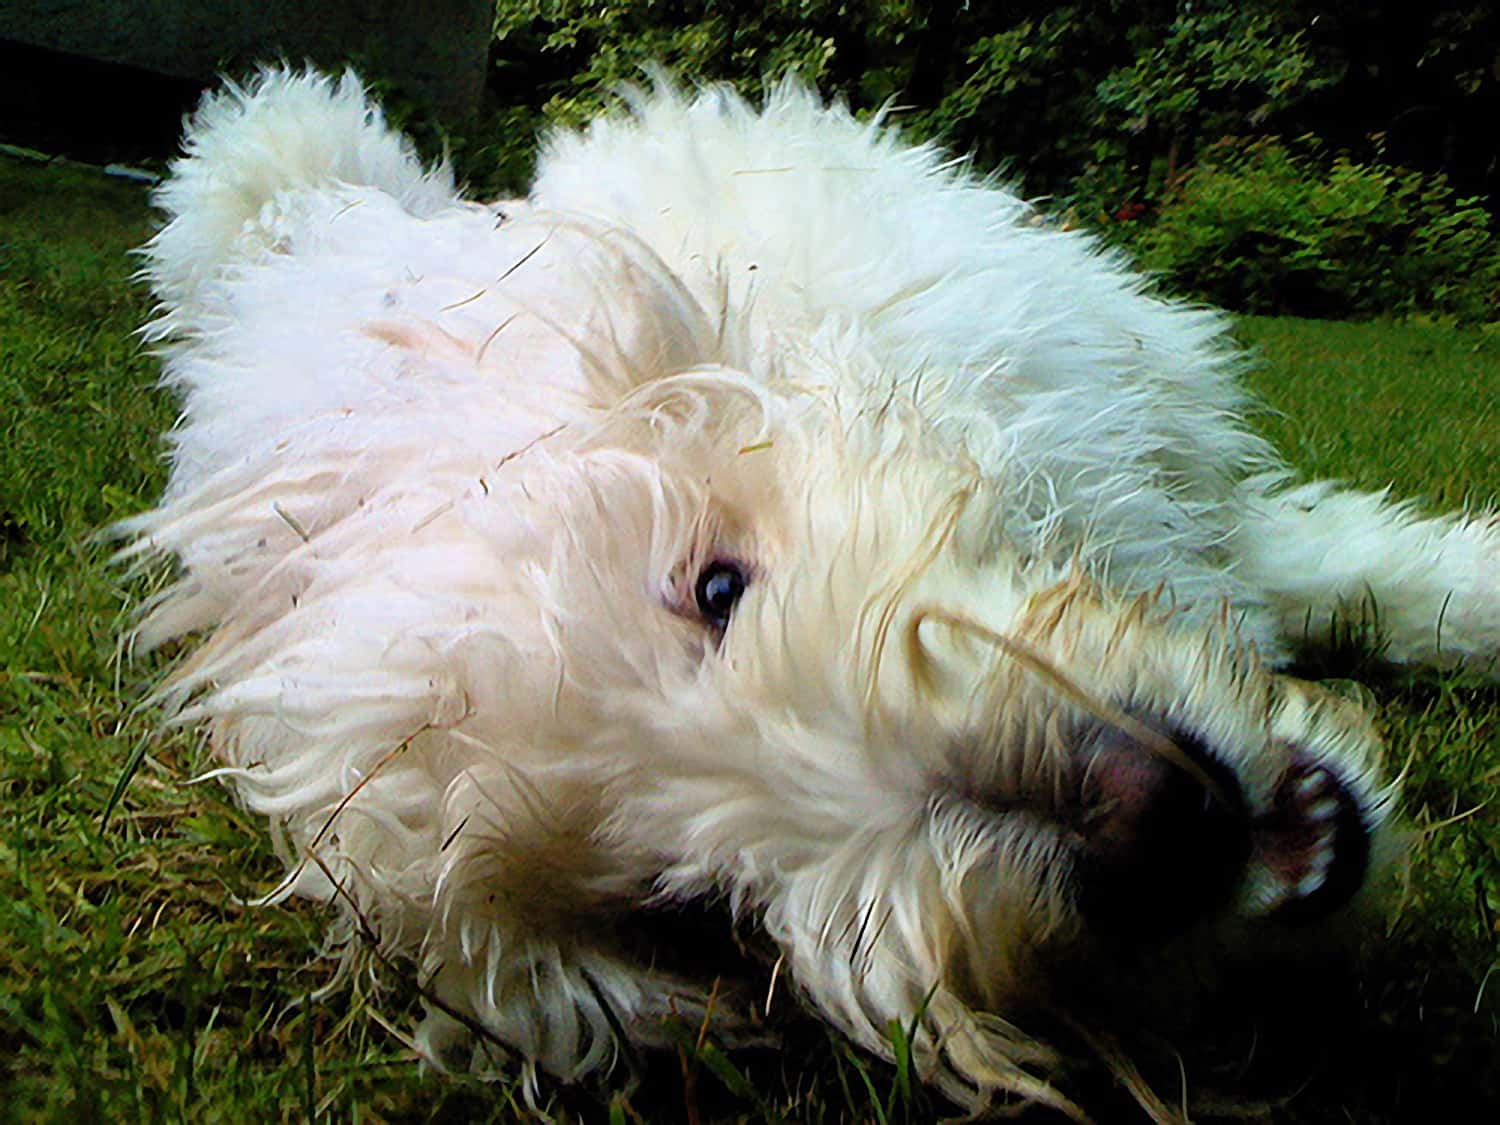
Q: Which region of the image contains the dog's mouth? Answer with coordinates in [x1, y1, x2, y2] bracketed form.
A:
[1249, 754, 1371, 920]
[1069, 723, 1372, 939]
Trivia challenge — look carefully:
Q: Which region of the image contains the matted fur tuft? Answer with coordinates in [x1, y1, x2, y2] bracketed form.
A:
[125, 68, 1498, 1116]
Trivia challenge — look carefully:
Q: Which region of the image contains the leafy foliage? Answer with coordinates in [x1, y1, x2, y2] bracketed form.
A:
[467, 1, 925, 192]
[1094, 5, 1332, 140]
[911, 6, 1098, 178]
[444, 1, 1500, 324]
[1132, 139, 1500, 321]
[493, 0, 904, 113]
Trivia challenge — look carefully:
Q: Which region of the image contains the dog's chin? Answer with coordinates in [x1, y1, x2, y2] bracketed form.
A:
[1008, 742, 1381, 1080]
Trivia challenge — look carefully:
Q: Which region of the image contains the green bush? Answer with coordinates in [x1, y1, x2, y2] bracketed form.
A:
[1129, 139, 1500, 322]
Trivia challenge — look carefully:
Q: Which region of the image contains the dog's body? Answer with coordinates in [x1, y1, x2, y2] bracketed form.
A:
[130, 71, 1499, 1115]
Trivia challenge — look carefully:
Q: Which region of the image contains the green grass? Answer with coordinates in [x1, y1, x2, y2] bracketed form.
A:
[1235, 317, 1500, 511]
[0, 156, 1495, 1122]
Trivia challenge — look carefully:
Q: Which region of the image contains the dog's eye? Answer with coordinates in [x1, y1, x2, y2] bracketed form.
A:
[694, 561, 748, 629]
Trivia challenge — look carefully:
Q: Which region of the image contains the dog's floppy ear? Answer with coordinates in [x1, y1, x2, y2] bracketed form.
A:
[145, 68, 455, 312]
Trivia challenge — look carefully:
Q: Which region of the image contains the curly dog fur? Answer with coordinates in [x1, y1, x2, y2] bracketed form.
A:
[126, 70, 1500, 1116]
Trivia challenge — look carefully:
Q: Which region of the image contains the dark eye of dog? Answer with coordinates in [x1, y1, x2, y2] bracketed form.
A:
[694, 561, 748, 629]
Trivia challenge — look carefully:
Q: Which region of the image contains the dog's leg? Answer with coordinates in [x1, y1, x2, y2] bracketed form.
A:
[1232, 479, 1500, 673]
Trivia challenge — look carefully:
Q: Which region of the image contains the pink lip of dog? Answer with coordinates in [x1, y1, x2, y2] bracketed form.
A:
[123, 68, 1500, 1118]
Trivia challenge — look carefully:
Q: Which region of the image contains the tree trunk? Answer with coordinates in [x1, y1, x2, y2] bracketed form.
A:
[906, 0, 962, 110]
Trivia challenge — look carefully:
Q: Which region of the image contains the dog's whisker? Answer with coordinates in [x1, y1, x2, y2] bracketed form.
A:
[909, 605, 1230, 807]
[440, 815, 470, 853]
[473, 312, 523, 365]
[763, 953, 785, 1016]
[865, 480, 976, 717]
[306, 726, 425, 854]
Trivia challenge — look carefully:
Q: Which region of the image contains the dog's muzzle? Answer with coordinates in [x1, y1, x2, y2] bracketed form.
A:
[1071, 724, 1371, 939]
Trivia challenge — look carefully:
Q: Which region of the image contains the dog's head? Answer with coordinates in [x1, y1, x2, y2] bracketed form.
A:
[409, 352, 1397, 1107]
[145, 219, 1399, 1114]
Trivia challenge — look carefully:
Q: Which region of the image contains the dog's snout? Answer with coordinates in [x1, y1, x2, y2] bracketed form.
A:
[1073, 726, 1249, 940]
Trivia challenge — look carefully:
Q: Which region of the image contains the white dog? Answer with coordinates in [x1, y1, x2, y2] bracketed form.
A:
[128, 70, 1500, 1117]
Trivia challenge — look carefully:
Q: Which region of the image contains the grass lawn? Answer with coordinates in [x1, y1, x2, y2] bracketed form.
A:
[1, 156, 1496, 1122]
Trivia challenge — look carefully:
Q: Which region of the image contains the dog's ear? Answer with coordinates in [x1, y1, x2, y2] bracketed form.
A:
[146, 68, 455, 312]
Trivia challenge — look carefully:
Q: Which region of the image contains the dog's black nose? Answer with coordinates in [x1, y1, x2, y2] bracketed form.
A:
[1073, 725, 1249, 940]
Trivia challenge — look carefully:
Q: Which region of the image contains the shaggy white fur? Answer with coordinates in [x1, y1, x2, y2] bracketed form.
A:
[127, 69, 1500, 1117]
